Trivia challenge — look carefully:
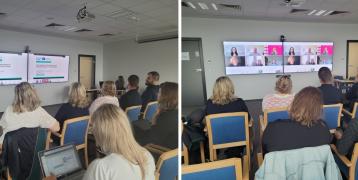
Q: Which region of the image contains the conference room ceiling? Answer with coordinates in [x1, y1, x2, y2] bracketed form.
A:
[0, 0, 177, 42]
[182, 0, 358, 24]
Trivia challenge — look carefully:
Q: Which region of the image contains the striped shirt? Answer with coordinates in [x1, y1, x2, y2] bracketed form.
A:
[262, 93, 294, 111]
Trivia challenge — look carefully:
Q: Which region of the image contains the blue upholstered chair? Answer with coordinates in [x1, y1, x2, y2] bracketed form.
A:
[323, 104, 342, 132]
[263, 107, 289, 128]
[331, 143, 358, 180]
[155, 149, 178, 180]
[182, 158, 243, 180]
[52, 116, 90, 167]
[125, 105, 142, 122]
[205, 112, 250, 179]
[144, 101, 158, 123]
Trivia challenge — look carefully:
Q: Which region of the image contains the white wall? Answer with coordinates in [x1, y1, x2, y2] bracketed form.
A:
[183, 17, 358, 100]
[103, 39, 178, 91]
[0, 29, 103, 112]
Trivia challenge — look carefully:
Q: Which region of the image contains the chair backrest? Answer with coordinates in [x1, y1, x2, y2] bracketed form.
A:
[144, 101, 158, 122]
[156, 149, 178, 180]
[206, 112, 249, 147]
[350, 143, 358, 180]
[61, 116, 90, 147]
[182, 158, 242, 180]
[125, 105, 142, 122]
[263, 107, 289, 127]
[27, 128, 48, 180]
[323, 104, 342, 130]
[334, 76, 344, 80]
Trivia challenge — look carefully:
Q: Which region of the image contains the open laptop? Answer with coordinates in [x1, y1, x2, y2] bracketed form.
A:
[39, 144, 86, 180]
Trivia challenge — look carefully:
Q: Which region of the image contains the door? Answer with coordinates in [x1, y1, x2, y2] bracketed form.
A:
[79, 55, 95, 89]
[182, 38, 206, 107]
[347, 41, 358, 79]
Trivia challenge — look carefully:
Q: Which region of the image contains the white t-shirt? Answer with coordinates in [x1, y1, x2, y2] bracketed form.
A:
[0, 106, 57, 143]
[83, 151, 155, 180]
[89, 96, 119, 115]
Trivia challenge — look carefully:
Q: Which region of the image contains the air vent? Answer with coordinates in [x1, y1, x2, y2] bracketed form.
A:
[99, 33, 114, 36]
[290, 9, 309, 13]
[0, 12, 7, 17]
[75, 29, 93, 32]
[219, 4, 242, 10]
[329, 11, 349, 15]
[45, 23, 64, 27]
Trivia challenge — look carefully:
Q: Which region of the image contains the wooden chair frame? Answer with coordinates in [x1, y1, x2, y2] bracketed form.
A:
[182, 158, 243, 180]
[206, 112, 250, 179]
[323, 103, 343, 133]
[155, 149, 178, 180]
[50, 116, 90, 167]
[343, 102, 358, 119]
[331, 143, 358, 180]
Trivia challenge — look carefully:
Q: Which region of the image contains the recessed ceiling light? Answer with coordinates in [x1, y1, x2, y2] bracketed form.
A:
[46, 17, 54, 20]
[198, 2, 209, 10]
[187, 2, 196, 9]
[323, 10, 334, 16]
[307, 9, 317, 15]
[315, 10, 326, 16]
[212, 3, 218, 11]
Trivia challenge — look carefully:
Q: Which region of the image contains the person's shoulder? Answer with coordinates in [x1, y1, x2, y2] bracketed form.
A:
[233, 98, 246, 104]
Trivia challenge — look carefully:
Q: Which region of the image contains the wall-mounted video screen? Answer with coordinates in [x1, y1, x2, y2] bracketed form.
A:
[284, 42, 333, 73]
[28, 54, 69, 84]
[0, 52, 28, 85]
[223, 41, 333, 75]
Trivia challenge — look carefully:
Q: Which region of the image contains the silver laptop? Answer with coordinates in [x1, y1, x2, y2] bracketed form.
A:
[38, 144, 85, 180]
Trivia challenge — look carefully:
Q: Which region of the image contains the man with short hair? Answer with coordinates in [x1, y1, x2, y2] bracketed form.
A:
[119, 75, 142, 111]
[140, 71, 160, 116]
[317, 67, 343, 105]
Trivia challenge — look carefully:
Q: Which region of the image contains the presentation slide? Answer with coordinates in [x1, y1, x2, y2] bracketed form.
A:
[223, 41, 334, 75]
[28, 54, 69, 83]
[284, 42, 333, 73]
[0, 52, 27, 85]
[223, 41, 283, 75]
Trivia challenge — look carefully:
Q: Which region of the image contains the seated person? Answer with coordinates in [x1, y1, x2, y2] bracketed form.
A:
[135, 82, 178, 149]
[317, 67, 343, 105]
[140, 71, 160, 117]
[119, 75, 142, 111]
[346, 73, 358, 110]
[262, 86, 331, 155]
[84, 104, 155, 180]
[334, 119, 358, 158]
[52, 82, 89, 145]
[205, 76, 251, 158]
[115, 75, 126, 91]
[262, 75, 294, 111]
[89, 81, 119, 115]
[205, 76, 251, 119]
[0, 82, 60, 144]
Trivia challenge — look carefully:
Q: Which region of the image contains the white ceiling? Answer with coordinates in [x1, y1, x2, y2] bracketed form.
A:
[0, 0, 178, 42]
[182, 0, 358, 24]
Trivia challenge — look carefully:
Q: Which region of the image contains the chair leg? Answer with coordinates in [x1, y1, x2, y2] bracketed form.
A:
[7, 168, 12, 180]
[243, 155, 249, 180]
[200, 142, 205, 163]
[213, 149, 217, 161]
[84, 147, 89, 168]
[209, 149, 214, 162]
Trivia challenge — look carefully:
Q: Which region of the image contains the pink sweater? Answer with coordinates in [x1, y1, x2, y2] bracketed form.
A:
[262, 93, 294, 111]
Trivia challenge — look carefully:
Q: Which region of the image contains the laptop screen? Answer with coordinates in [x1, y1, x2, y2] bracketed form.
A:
[39, 144, 82, 177]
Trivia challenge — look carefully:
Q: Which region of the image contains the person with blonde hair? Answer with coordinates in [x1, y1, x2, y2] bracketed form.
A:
[135, 82, 178, 149]
[84, 104, 155, 180]
[262, 75, 294, 111]
[52, 82, 89, 145]
[205, 76, 250, 118]
[89, 80, 119, 114]
[262, 86, 331, 155]
[0, 82, 59, 143]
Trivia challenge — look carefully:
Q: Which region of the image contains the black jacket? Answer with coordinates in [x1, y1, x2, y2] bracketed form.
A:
[140, 85, 160, 113]
[1, 128, 40, 180]
[119, 89, 142, 111]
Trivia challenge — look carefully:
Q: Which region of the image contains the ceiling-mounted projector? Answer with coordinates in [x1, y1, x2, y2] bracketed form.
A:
[76, 5, 95, 23]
